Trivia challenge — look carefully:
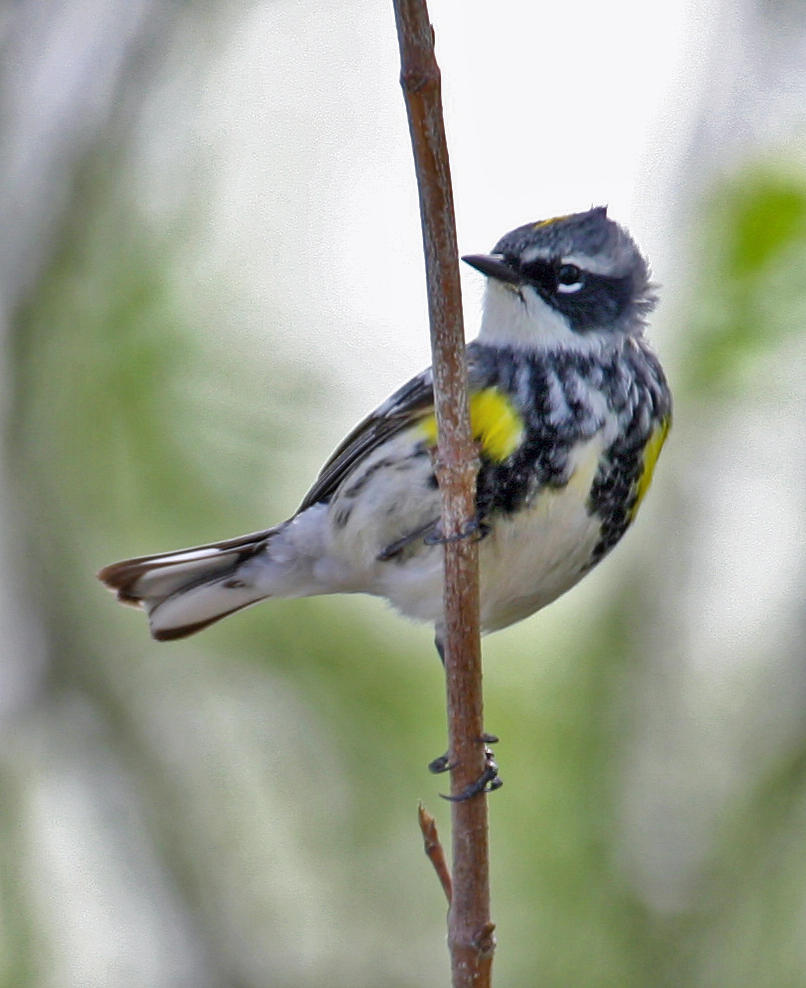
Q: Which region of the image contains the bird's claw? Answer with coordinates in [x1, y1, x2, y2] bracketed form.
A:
[428, 734, 502, 800]
[428, 753, 453, 774]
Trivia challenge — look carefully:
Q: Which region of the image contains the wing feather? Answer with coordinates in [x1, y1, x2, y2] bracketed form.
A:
[297, 367, 435, 511]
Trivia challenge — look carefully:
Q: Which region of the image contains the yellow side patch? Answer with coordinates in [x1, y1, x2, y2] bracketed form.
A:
[630, 417, 671, 519]
[419, 388, 525, 463]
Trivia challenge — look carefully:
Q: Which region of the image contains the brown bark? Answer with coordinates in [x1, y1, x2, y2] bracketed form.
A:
[392, 3, 495, 984]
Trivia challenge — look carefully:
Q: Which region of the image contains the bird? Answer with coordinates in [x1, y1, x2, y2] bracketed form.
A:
[99, 207, 671, 655]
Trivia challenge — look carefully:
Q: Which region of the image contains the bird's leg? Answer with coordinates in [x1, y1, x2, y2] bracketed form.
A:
[423, 517, 489, 547]
[428, 633, 502, 798]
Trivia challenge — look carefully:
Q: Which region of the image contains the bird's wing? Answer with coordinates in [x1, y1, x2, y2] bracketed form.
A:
[297, 366, 435, 512]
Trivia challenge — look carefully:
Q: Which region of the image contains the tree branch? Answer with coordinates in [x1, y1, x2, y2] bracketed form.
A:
[392, 3, 495, 984]
[418, 802, 452, 905]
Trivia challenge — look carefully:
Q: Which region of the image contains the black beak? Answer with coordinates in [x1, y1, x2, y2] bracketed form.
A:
[461, 253, 521, 286]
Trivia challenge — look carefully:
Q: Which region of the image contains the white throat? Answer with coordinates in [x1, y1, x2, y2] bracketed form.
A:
[477, 280, 611, 355]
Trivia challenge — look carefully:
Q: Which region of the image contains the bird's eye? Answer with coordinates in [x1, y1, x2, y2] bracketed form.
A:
[556, 264, 584, 294]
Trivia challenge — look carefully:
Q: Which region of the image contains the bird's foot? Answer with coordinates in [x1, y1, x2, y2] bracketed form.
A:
[423, 517, 489, 547]
[428, 733, 502, 801]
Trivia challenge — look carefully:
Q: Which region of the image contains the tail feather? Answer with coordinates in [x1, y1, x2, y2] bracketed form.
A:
[98, 528, 277, 640]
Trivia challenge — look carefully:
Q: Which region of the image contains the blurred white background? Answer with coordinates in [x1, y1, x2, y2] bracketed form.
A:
[1, 1, 804, 985]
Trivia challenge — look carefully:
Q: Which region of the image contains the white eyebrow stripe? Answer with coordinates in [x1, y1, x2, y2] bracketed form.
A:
[518, 248, 620, 278]
[561, 253, 617, 276]
[520, 246, 551, 265]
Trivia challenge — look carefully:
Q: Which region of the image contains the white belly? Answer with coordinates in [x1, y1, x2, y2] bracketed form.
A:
[372, 434, 607, 632]
[477, 484, 602, 630]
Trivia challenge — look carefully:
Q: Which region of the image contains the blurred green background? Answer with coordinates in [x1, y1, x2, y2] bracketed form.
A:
[1, 1, 804, 986]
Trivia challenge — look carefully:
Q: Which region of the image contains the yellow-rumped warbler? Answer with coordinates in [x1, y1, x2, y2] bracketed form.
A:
[99, 207, 671, 645]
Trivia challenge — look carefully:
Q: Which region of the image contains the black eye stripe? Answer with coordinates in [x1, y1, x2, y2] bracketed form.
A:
[517, 258, 585, 290]
[517, 258, 553, 286]
[509, 257, 635, 332]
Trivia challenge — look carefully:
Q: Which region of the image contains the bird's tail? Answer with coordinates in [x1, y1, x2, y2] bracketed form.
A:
[98, 528, 278, 641]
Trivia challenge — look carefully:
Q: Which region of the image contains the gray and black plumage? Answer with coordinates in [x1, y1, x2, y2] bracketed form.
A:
[99, 207, 672, 643]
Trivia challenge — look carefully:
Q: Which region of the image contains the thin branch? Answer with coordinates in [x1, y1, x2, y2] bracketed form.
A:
[418, 802, 452, 905]
[392, 2, 495, 985]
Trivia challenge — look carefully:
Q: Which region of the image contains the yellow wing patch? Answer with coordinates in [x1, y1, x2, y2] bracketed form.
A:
[419, 388, 525, 463]
[630, 416, 671, 519]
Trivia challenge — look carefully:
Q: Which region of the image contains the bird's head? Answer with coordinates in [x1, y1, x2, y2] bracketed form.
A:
[463, 206, 656, 351]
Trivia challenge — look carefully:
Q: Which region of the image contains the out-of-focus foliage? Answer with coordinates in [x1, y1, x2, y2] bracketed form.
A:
[683, 168, 806, 393]
[1, 2, 804, 987]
